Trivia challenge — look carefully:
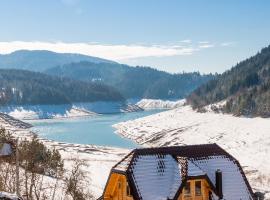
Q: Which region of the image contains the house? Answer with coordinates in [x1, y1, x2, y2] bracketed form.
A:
[99, 144, 254, 200]
[0, 142, 13, 157]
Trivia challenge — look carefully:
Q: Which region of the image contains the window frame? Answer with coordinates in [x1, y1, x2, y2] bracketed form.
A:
[126, 182, 132, 196]
[195, 180, 202, 196]
[183, 181, 191, 197]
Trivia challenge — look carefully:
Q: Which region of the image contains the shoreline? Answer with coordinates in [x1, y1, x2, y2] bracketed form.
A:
[0, 112, 130, 199]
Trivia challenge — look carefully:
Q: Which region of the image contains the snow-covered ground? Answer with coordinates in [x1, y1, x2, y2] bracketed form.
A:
[136, 99, 185, 109]
[2, 98, 270, 198]
[0, 191, 20, 200]
[53, 107, 97, 119]
[0, 113, 129, 199]
[8, 106, 97, 120]
[114, 105, 270, 198]
[9, 108, 40, 120]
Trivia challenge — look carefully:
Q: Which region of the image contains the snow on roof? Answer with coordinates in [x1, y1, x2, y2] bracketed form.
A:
[113, 151, 134, 172]
[130, 154, 181, 200]
[191, 156, 253, 200]
[111, 144, 254, 200]
[187, 160, 205, 177]
[0, 143, 13, 156]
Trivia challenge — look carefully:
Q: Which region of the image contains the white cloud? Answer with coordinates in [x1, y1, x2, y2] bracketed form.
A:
[198, 44, 215, 49]
[220, 42, 234, 47]
[180, 39, 192, 43]
[0, 41, 198, 61]
[0, 40, 231, 62]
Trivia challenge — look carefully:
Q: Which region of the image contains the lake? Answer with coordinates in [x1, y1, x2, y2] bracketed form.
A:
[28, 110, 163, 148]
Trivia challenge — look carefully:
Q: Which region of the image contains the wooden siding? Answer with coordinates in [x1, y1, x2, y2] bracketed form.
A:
[178, 179, 213, 200]
[103, 172, 133, 200]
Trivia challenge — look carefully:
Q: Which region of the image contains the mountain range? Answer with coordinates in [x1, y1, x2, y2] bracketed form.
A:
[0, 50, 214, 102]
[1, 46, 270, 116]
[45, 61, 214, 99]
[0, 50, 115, 72]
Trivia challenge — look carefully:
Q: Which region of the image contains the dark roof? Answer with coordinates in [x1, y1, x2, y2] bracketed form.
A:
[103, 144, 255, 200]
[133, 143, 230, 157]
[113, 143, 230, 173]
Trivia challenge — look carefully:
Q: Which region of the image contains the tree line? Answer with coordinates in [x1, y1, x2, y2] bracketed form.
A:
[187, 45, 270, 117]
[0, 69, 124, 106]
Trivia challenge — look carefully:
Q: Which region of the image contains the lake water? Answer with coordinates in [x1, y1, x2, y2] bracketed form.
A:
[28, 110, 163, 148]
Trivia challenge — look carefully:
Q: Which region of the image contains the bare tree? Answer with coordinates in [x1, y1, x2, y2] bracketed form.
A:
[0, 129, 64, 200]
[64, 159, 93, 200]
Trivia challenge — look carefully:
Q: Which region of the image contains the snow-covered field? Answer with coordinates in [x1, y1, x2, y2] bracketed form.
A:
[136, 98, 185, 109]
[114, 104, 270, 198]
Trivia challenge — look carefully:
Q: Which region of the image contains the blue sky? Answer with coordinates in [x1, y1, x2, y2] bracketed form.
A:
[0, 0, 270, 73]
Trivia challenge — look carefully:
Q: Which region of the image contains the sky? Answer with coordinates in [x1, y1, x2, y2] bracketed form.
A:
[0, 0, 270, 73]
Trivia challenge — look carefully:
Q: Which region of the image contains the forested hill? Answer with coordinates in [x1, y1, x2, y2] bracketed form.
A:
[187, 45, 270, 117]
[0, 69, 124, 105]
[0, 50, 115, 71]
[45, 62, 214, 99]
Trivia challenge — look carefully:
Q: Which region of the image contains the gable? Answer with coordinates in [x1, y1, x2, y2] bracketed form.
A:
[191, 155, 253, 200]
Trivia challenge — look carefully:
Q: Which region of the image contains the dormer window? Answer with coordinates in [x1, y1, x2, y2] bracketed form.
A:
[195, 181, 202, 196]
[183, 182, 191, 197]
[181, 179, 210, 200]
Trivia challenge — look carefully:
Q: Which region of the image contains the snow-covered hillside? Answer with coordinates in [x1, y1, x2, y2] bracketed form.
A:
[114, 105, 270, 198]
[136, 99, 185, 109]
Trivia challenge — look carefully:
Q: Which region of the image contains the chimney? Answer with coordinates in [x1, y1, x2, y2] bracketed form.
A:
[215, 169, 223, 199]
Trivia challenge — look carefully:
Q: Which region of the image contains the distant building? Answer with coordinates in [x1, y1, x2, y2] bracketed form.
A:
[0, 142, 13, 157]
[0, 142, 20, 200]
[99, 144, 254, 200]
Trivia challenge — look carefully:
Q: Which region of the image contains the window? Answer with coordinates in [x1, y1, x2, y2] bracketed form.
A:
[195, 181, 202, 196]
[126, 182, 131, 196]
[183, 182, 191, 197]
[118, 181, 121, 189]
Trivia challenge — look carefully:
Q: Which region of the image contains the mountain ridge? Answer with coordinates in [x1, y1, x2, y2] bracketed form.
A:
[187, 45, 270, 117]
[45, 61, 214, 99]
[0, 50, 116, 71]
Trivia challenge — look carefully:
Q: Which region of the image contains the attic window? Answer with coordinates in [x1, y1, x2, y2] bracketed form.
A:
[183, 182, 191, 197]
[118, 181, 121, 189]
[195, 181, 202, 196]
